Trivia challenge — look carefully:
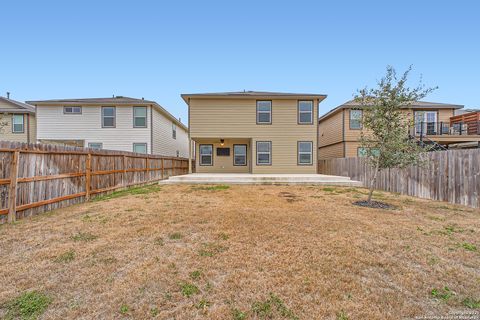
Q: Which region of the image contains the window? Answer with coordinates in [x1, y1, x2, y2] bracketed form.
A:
[256, 141, 271, 165]
[133, 143, 147, 154]
[172, 122, 177, 139]
[216, 148, 230, 156]
[176, 150, 179, 157]
[349, 109, 363, 129]
[256, 101, 272, 124]
[133, 106, 147, 128]
[298, 101, 313, 124]
[298, 141, 313, 165]
[12, 114, 24, 133]
[63, 106, 82, 114]
[102, 107, 116, 128]
[234, 144, 247, 166]
[199, 144, 213, 166]
[88, 142, 103, 150]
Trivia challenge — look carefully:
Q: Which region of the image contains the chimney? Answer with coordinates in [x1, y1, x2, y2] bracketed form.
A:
[179, 117, 181, 122]
[142, 97, 144, 100]
[6, 92, 10, 99]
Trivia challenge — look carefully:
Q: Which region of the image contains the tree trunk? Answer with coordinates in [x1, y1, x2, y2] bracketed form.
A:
[367, 159, 380, 203]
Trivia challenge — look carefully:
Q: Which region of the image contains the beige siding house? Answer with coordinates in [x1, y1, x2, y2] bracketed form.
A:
[318, 100, 475, 160]
[28, 96, 188, 156]
[0, 96, 36, 143]
[183, 91, 327, 173]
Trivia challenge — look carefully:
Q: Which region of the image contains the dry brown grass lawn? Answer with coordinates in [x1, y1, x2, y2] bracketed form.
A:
[0, 185, 479, 319]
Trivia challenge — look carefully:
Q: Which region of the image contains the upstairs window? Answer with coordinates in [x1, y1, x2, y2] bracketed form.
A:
[102, 106, 116, 128]
[298, 141, 313, 165]
[256, 101, 272, 124]
[12, 114, 24, 133]
[172, 122, 177, 139]
[298, 101, 313, 124]
[64, 106, 82, 114]
[199, 144, 213, 166]
[133, 106, 147, 128]
[349, 109, 363, 129]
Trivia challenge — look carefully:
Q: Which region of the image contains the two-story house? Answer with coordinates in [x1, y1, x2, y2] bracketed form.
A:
[27, 96, 189, 157]
[0, 94, 36, 144]
[317, 100, 480, 160]
[182, 91, 327, 173]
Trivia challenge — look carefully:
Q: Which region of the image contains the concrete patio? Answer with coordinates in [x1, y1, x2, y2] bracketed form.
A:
[159, 173, 362, 186]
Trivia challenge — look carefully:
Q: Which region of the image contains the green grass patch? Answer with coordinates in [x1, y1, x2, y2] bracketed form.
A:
[251, 293, 298, 320]
[337, 310, 349, 320]
[232, 308, 247, 320]
[431, 287, 454, 301]
[71, 232, 98, 242]
[180, 282, 200, 297]
[189, 270, 202, 280]
[5, 291, 52, 320]
[169, 232, 182, 240]
[119, 304, 129, 315]
[93, 184, 162, 201]
[463, 298, 480, 309]
[322, 187, 337, 193]
[150, 307, 159, 316]
[196, 299, 211, 309]
[54, 249, 75, 263]
[192, 185, 230, 191]
[461, 242, 477, 252]
[198, 242, 227, 257]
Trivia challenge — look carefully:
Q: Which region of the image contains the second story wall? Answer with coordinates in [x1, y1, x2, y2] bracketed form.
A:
[189, 98, 318, 139]
[318, 110, 343, 147]
[36, 105, 152, 153]
[152, 109, 189, 158]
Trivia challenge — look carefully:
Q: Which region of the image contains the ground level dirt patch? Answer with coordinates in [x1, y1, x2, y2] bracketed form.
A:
[0, 185, 479, 319]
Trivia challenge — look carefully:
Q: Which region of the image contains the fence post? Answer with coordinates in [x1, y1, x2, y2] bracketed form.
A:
[85, 153, 92, 201]
[122, 155, 127, 187]
[145, 156, 149, 182]
[8, 151, 20, 223]
[161, 158, 164, 180]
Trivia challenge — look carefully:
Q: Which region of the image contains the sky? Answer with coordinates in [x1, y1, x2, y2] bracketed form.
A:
[1, 0, 479, 125]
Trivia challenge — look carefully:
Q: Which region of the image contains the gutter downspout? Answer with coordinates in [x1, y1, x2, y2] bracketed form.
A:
[188, 98, 192, 174]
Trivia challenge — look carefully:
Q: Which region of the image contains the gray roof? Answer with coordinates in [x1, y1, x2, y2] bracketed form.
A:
[27, 96, 156, 105]
[181, 91, 327, 103]
[27, 96, 187, 131]
[0, 97, 36, 113]
[319, 99, 464, 122]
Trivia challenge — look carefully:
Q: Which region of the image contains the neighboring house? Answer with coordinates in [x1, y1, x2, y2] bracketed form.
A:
[0, 95, 36, 143]
[318, 100, 480, 160]
[182, 91, 327, 173]
[27, 96, 188, 156]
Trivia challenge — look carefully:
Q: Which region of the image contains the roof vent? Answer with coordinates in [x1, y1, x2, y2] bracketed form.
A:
[6, 92, 10, 99]
[142, 97, 144, 100]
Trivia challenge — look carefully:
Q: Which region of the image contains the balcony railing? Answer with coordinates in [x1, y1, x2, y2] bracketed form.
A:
[412, 121, 480, 137]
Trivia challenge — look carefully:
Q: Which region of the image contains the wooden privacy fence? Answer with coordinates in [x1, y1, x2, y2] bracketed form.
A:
[318, 149, 480, 208]
[0, 141, 190, 223]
